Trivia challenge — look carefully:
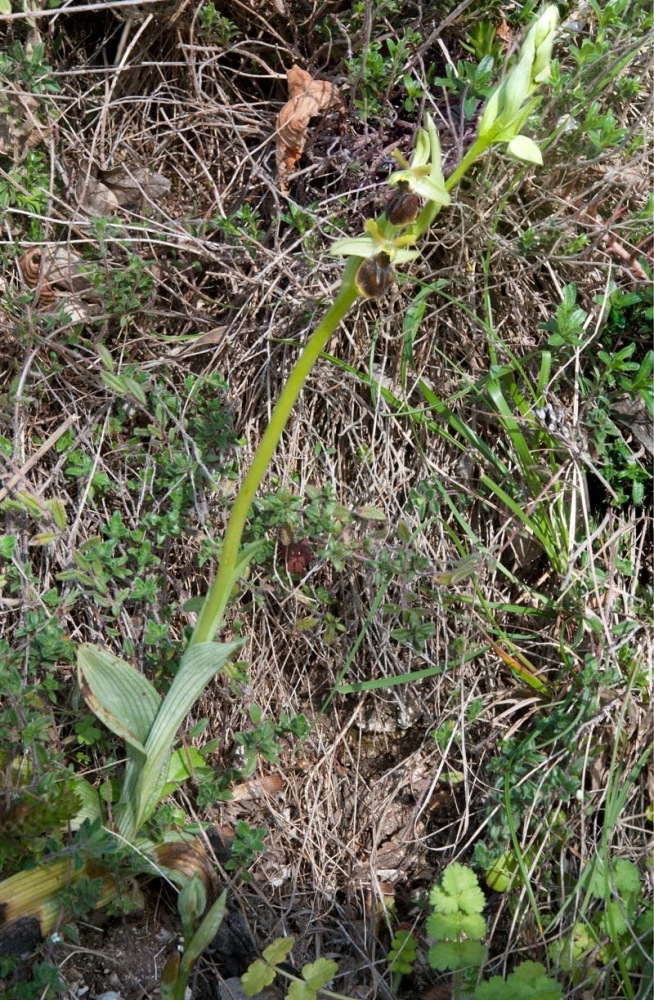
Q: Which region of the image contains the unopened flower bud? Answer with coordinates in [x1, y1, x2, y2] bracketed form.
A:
[530, 5, 559, 82]
[356, 252, 395, 299]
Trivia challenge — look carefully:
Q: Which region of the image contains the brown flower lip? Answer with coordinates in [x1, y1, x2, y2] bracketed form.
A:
[386, 183, 421, 227]
[355, 252, 395, 299]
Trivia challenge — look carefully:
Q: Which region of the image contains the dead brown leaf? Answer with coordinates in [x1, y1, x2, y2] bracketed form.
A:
[496, 17, 512, 47]
[97, 164, 172, 212]
[75, 164, 171, 216]
[275, 64, 343, 194]
[17, 245, 102, 320]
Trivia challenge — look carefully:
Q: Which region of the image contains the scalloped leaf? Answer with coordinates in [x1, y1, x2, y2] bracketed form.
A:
[430, 863, 486, 916]
[301, 958, 338, 989]
[613, 858, 640, 897]
[475, 960, 563, 999]
[388, 929, 417, 974]
[263, 936, 296, 965]
[242, 958, 277, 996]
[287, 983, 315, 1000]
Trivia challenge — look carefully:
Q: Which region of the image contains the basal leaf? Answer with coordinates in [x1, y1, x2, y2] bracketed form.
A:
[127, 639, 244, 836]
[181, 890, 227, 972]
[77, 644, 160, 757]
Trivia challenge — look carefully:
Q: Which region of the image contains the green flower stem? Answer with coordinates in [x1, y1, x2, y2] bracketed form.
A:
[189, 261, 359, 646]
[444, 136, 490, 193]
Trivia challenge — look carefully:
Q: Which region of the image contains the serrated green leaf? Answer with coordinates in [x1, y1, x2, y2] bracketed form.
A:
[262, 935, 295, 965]
[0, 1, 12, 16]
[301, 958, 338, 989]
[510, 961, 548, 983]
[241, 958, 277, 996]
[476, 960, 563, 999]
[599, 899, 629, 936]
[68, 777, 102, 830]
[475, 960, 564, 999]
[388, 929, 417, 974]
[613, 858, 640, 897]
[430, 863, 486, 915]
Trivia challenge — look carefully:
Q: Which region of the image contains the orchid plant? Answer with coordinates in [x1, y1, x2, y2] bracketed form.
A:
[79, 2, 559, 850]
[72, 8, 559, 844]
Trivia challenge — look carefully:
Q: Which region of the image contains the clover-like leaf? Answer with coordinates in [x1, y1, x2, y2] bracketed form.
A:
[241, 958, 277, 996]
[430, 863, 486, 916]
[388, 929, 417, 975]
[262, 936, 296, 965]
[302, 958, 338, 989]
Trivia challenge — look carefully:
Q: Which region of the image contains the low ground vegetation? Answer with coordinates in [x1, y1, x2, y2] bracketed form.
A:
[0, 1, 651, 999]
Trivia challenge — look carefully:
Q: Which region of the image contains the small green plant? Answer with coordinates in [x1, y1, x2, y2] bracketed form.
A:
[198, 2, 241, 44]
[387, 927, 418, 992]
[427, 863, 487, 979]
[432, 56, 497, 121]
[242, 937, 344, 1000]
[461, 18, 505, 63]
[161, 874, 228, 1000]
[425, 864, 563, 999]
[225, 820, 266, 880]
